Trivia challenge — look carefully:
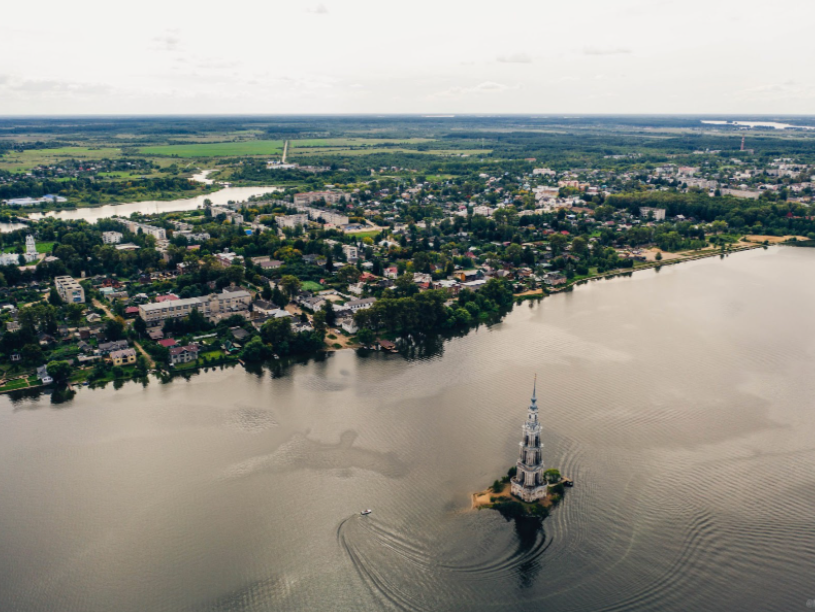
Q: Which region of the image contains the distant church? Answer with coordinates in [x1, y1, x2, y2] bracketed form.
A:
[510, 379, 549, 502]
[0, 234, 38, 266]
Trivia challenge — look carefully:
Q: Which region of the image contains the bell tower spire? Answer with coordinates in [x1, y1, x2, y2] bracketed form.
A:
[511, 375, 549, 502]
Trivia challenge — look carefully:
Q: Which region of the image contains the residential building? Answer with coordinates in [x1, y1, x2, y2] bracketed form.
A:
[102, 231, 123, 244]
[639, 207, 666, 221]
[118, 220, 167, 240]
[139, 296, 207, 325]
[138, 288, 251, 326]
[169, 345, 199, 366]
[344, 297, 376, 312]
[293, 191, 348, 206]
[36, 365, 53, 385]
[98, 340, 129, 354]
[342, 244, 359, 262]
[339, 317, 358, 334]
[276, 214, 309, 229]
[109, 348, 137, 366]
[54, 276, 85, 303]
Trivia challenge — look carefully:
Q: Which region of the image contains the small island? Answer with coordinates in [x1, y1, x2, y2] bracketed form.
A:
[473, 379, 571, 520]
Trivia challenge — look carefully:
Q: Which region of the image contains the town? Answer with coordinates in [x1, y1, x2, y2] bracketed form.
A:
[2, 120, 815, 396]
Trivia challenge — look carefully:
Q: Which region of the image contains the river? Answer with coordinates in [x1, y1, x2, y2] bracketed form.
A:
[1, 247, 813, 612]
[25, 183, 280, 224]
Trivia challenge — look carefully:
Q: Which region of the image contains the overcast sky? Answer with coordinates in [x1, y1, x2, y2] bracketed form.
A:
[2, 0, 814, 115]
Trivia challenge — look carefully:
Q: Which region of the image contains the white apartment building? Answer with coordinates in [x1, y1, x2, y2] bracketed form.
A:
[276, 214, 309, 229]
[138, 289, 252, 326]
[639, 207, 666, 221]
[290, 202, 350, 226]
[54, 276, 85, 304]
[342, 244, 359, 261]
[293, 191, 348, 206]
[102, 231, 123, 244]
[119, 220, 167, 240]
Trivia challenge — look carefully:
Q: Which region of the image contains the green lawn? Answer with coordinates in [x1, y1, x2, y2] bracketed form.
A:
[4, 242, 54, 254]
[342, 230, 379, 239]
[301, 281, 324, 292]
[0, 379, 29, 392]
[138, 140, 285, 158]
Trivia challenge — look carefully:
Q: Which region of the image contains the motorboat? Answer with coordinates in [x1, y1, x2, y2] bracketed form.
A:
[360, 509, 372, 516]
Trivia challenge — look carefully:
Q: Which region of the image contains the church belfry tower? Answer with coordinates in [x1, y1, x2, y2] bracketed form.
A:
[510, 377, 549, 502]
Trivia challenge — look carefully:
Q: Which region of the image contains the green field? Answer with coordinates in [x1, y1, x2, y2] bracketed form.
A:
[4, 241, 54, 254]
[301, 281, 325, 292]
[290, 147, 492, 158]
[291, 138, 432, 148]
[138, 137, 435, 159]
[138, 140, 285, 158]
[0, 147, 123, 172]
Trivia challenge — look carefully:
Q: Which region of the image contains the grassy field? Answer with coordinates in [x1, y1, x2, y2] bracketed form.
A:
[343, 230, 379, 240]
[301, 281, 324, 292]
[290, 147, 492, 157]
[4, 241, 54, 254]
[291, 138, 432, 148]
[0, 146, 123, 172]
[139, 138, 438, 159]
[138, 140, 285, 158]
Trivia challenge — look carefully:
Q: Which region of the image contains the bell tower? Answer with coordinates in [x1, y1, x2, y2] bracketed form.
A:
[510, 376, 549, 502]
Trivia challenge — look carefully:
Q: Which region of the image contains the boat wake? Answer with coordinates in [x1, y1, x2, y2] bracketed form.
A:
[336, 513, 550, 611]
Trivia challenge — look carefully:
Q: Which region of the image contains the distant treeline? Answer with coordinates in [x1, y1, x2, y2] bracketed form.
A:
[0, 176, 207, 203]
[607, 191, 815, 235]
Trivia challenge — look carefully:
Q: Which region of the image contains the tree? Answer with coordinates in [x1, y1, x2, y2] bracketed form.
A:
[394, 272, 418, 297]
[337, 265, 361, 283]
[321, 301, 337, 327]
[356, 328, 375, 346]
[133, 315, 147, 337]
[549, 233, 567, 255]
[280, 275, 302, 300]
[105, 317, 126, 341]
[48, 287, 62, 306]
[655, 251, 663, 262]
[21, 343, 44, 366]
[65, 303, 84, 325]
[261, 316, 294, 349]
[571, 236, 588, 256]
[46, 360, 72, 385]
[542, 468, 561, 484]
[312, 309, 327, 335]
[241, 336, 270, 362]
[504, 243, 522, 265]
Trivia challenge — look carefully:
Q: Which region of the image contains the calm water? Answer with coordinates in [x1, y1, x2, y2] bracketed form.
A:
[1, 247, 814, 612]
[26, 185, 280, 224]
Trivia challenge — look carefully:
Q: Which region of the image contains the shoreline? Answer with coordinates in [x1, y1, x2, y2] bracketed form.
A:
[516, 241, 768, 302]
[0, 245, 778, 397]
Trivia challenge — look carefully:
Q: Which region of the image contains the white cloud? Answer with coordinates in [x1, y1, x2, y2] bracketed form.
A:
[0, 77, 111, 96]
[432, 81, 516, 98]
[497, 52, 533, 64]
[582, 46, 631, 56]
[151, 31, 181, 52]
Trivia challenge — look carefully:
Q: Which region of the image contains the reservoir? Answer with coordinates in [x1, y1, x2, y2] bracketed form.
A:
[1, 247, 813, 611]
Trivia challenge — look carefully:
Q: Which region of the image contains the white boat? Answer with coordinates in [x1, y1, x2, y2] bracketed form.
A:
[360, 509, 372, 516]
